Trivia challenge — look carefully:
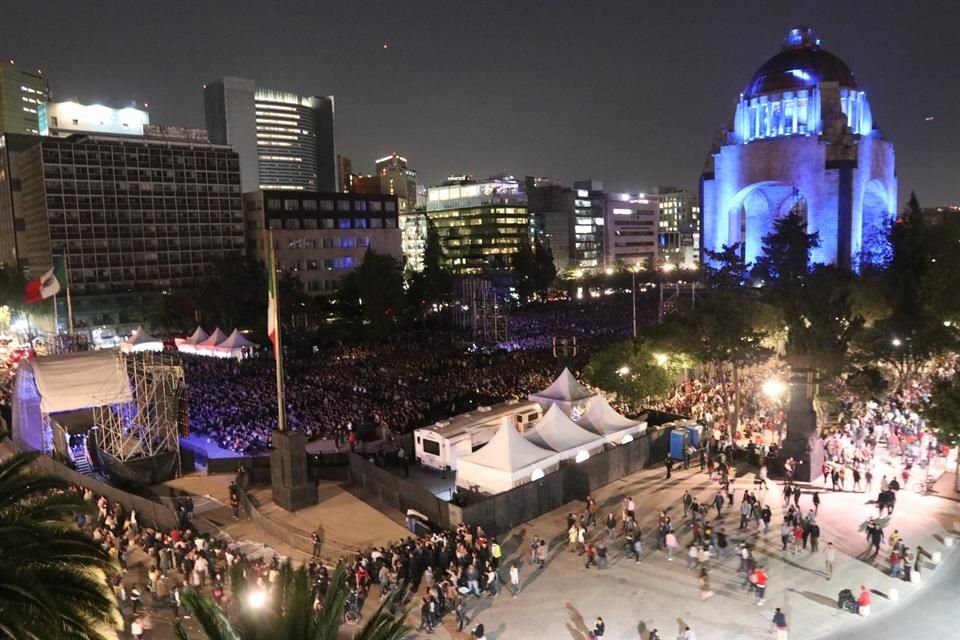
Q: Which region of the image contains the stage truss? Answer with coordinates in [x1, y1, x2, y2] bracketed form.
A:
[455, 279, 509, 344]
[93, 352, 184, 464]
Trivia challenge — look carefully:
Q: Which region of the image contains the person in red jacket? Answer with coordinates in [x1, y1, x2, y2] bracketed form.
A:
[753, 565, 768, 605]
[857, 584, 872, 617]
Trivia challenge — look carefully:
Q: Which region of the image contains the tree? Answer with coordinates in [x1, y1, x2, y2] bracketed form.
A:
[512, 240, 536, 301]
[583, 339, 688, 406]
[532, 239, 557, 296]
[174, 563, 408, 640]
[0, 439, 120, 639]
[338, 249, 405, 333]
[407, 220, 451, 310]
[923, 377, 960, 477]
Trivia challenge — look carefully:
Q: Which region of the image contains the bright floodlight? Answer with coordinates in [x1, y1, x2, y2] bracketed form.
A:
[762, 379, 786, 398]
[620, 434, 634, 444]
[661, 263, 676, 273]
[617, 365, 630, 376]
[605, 267, 614, 275]
[247, 590, 267, 609]
[891, 338, 902, 347]
[575, 450, 590, 463]
[531, 468, 545, 481]
[653, 353, 668, 366]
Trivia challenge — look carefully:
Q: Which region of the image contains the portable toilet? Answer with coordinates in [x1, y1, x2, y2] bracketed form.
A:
[669, 427, 689, 461]
[685, 424, 704, 448]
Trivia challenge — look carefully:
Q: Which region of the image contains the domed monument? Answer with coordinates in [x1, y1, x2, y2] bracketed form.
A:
[700, 27, 896, 269]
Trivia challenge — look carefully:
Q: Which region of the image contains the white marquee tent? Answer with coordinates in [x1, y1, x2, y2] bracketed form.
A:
[175, 327, 209, 354]
[456, 422, 560, 494]
[576, 394, 647, 444]
[120, 326, 164, 354]
[524, 404, 608, 461]
[528, 367, 597, 414]
[194, 328, 228, 356]
[215, 329, 258, 359]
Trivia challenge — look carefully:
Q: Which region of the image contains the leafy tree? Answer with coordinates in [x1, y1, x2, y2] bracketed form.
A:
[174, 563, 408, 640]
[512, 240, 536, 301]
[0, 265, 26, 311]
[532, 239, 557, 296]
[923, 377, 960, 476]
[0, 436, 120, 639]
[407, 220, 451, 309]
[197, 254, 267, 334]
[338, 249, 405, 334]
[583, 338, 688, 406]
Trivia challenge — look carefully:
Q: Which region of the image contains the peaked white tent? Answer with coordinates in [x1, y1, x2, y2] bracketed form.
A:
[176, 327, 209, 354]
[216, 329, 258, 359]
[194, 327, 228, 356]
[120, 326, 164, 354]
[528, 367, 597, 414]
[456, 422, 560, 494]
[576, 395, 648, 444]
[524, 404, 608, 461]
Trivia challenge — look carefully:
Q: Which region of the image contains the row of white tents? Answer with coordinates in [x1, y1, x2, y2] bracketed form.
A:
[174, 326, 258, 359]
[456, 369, 647, 494]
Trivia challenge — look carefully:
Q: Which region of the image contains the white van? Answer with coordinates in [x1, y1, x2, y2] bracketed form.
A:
[414, 400, 543, 471]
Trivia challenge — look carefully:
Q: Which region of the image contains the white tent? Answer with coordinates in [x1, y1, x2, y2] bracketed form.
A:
[524, 404, 608, 461]
[576, 395, 647, 444]
[194, 327, 228, 356]
[120, 326, 164, 354]
[216, 329, 258, 359]
[528, 367, 597, 414]
[176, 326, 209, 354]
[456, 422, 560, 494]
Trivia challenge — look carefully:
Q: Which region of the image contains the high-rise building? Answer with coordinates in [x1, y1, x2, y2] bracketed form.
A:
[426, 175, 529, 273]
[336, 154, 352, 192]
[701, 27, 896, 268]
[526, 179, 575, 271]
[243, 190, 401, 293]
[657, 187, 700, 268]
[39, 101, 149, 137]
[0, 61, 48, 135]
[204, 77, 336, 193]
[0, 132, 245, 326]
[605, 192, 659, 270]
[573, 180, 606, 268]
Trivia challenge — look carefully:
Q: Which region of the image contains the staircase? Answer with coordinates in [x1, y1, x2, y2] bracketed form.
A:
[73, 455, 93, 476]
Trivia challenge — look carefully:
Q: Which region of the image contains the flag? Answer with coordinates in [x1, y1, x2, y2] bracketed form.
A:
[267, 245, 278, 348]
[24, 256, 66, 304]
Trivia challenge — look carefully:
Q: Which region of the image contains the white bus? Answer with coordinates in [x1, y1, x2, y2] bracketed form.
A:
[414, 399, 543, 471]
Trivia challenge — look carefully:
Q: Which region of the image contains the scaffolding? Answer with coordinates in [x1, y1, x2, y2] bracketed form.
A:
[93, 352, 184, 465]
[658, 281, 702, 323]
[457, 279, 509, 344]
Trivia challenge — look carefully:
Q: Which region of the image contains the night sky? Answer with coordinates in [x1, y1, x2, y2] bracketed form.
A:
[6, 1, 958, 206]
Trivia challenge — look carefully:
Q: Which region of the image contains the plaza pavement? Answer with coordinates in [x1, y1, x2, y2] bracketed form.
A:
[119, 452, 959, 640]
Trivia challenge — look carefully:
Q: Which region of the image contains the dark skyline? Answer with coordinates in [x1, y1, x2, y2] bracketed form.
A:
[6, 1, 958, 206]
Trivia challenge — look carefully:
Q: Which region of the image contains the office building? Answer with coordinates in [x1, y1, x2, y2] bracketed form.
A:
[526, 179, 575, 271]
[605, 192, 659, 270]
[204, 77, 336, 193]
[426, 175, 529, 274]
[39, 101, 149, 137]
[657, 188, 700, 268]
[0, 61, 48, 135]
[337, 154, 352, 192]
[0, 132, 244, 326]
[573, 180, 606, 269]
[701, 27, 896, 269]
[243, 190, 401, 293]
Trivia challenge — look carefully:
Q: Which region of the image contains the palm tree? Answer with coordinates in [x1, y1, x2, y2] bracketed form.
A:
[0, 440, 121, 640]
[174, 563, 409, 640]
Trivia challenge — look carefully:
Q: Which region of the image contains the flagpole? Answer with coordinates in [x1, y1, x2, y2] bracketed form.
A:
[269, 233, 287, 433]
[65, 254, 74, 335]
[53, 293, 59, 335]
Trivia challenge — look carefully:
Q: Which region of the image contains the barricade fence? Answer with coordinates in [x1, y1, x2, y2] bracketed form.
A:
[31, 455, 180, 531]
[347, 425, 673, 535]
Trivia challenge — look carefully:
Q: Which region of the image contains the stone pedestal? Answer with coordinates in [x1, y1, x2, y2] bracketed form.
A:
[270, 430, 317, 511]
[781, 368, 824, 483]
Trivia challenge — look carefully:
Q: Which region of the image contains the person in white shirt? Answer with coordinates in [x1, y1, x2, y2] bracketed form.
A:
[509, 563, 520, 597]
[131, 617, 143, 639]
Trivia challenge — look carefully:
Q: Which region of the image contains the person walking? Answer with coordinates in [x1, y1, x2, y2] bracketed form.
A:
[682, 490, 693, 517]
[824, 541, 836, 580]
[698, 567, 715, 599]
[812, 491, 820, 515]
[455, 595, 468, 632]
[809, 522, 821, 552]
[753, 565, 768, 605]
[509, 563, 520, 597]
[739, 500, 751, 530]
[771, 608, 788, 640]
[537, 540, 548, 569]
[713, 491, 725, 518]
[311, 528, 323, 558]
[131, 617, 144, 640]
[665, 454, 674, 479]
[591, 616, 606, 640]
[665, 531, 679, 560]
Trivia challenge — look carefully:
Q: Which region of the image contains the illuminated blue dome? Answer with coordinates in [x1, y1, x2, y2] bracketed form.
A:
[744, 28, 858, 99]
[733, 27, 872, 143]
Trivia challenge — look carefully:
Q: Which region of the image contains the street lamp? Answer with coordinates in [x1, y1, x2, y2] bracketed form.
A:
[762, 378, 786, 399]
[247, 589, 268, 610]
[631, 264, 641, 339]
[617, 365, 630, 376]
[891, 337, 902, 347]
[653, 352, 668, 366]
[605, 267, 614, 276]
